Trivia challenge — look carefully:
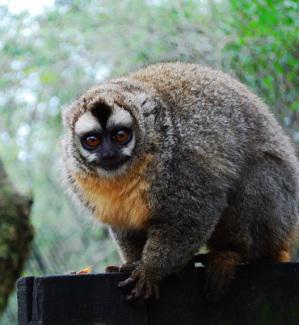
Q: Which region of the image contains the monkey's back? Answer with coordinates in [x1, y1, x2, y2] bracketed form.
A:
[130, 62, 298, 181]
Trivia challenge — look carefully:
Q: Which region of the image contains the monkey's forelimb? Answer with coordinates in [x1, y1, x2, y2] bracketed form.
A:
[118, 223, 216, 300]
[109, 227, 147, 264]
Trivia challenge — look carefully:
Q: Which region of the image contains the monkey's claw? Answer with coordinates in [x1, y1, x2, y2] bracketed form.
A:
[118, 270, 159, 301]
[118, 276, 136, 288]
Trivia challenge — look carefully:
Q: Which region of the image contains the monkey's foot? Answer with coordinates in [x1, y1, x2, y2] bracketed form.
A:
[204, 251, 241, 302]
[105, 262, 139, 273]
[118, 268, 159, 301]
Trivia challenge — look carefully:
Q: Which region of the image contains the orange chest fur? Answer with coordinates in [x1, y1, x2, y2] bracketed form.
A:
[73, 159, 152, 230]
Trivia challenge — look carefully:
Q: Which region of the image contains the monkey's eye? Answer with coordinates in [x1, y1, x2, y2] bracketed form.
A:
[112, 129, 131, 145]
[81, 134, 101, 150]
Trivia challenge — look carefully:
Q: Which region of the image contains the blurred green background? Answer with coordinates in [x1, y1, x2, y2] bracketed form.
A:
[0, 0, 298, 323]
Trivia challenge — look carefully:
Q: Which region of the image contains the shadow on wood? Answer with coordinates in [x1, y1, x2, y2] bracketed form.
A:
[17, 262, 299, 325]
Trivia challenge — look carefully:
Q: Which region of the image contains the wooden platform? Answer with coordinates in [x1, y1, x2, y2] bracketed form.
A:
[17, 262, 299, 325]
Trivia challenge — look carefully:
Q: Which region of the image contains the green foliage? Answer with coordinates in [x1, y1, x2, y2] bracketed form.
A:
[225, 0, 298, 134]
[0, 0, 298, 322]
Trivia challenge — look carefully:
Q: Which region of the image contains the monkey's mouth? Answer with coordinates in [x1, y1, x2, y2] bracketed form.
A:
[92, 156, 130, 171]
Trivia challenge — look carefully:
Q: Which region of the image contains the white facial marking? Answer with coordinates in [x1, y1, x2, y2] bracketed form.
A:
[75, 112, 101, 135]
[121, 135, 136, 157]
[107, 107, 133, 128]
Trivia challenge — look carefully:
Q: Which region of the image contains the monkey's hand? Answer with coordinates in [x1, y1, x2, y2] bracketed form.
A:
[118, 264, 159, 301]
[117, 221, 204, 302]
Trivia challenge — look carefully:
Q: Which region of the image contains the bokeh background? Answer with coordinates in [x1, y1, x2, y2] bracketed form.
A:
[0, 0, 298, 323]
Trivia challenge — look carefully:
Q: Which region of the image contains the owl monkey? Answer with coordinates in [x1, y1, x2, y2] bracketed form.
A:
[61, 62, 299, 301]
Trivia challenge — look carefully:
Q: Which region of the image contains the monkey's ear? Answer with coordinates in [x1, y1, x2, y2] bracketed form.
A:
[62, 103, 74, 128]
[138, 93, 161, 116]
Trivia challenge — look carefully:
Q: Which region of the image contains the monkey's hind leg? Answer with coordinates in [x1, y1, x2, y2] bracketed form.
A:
[205, 155, 297, 301]
[204, 250, 242, 302]
[273, 249, 292, 262]
[258, 245, 292, 263]
[202, 245, 292, 301]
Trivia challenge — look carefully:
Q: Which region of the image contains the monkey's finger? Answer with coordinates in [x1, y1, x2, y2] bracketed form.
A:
[125, 293, 135, 302]
[136, 280, 155, 300]
[125, 289, 141, 302]
[131, 286, 143, 298]
[105, 265, 120, 273]
[125, 282, 143, 301]
[126, 284, 148, 301]
[118, 276, 136, 288]
[119, 262, 138, 273]
[143, 285, 153, 300]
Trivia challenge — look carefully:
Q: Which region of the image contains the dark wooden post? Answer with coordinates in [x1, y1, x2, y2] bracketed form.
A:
[17, 262, 299, 325]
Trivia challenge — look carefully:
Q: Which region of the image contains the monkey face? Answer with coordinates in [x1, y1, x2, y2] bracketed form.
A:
[73, 102, 137, 176]
[63, 81, 161, 178]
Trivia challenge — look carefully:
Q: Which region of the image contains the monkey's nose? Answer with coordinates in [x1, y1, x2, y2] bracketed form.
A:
[101, 151, 117, 161]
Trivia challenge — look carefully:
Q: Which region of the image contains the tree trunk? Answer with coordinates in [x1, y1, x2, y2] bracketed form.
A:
[0, 160, 34, 313]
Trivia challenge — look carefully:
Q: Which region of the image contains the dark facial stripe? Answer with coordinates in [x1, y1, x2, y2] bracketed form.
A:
[91, 102, 112, 129]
